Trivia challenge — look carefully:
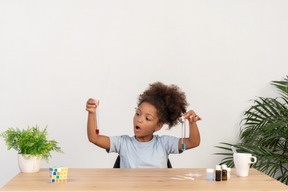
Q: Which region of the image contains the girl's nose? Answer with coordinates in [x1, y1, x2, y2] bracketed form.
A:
[137, 115, 143, 123]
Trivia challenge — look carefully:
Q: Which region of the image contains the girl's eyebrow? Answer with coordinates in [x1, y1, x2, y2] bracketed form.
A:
[147, 114, 154, 119]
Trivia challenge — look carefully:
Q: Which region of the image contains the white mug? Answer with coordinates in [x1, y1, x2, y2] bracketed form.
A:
[233, 153, 257, 177]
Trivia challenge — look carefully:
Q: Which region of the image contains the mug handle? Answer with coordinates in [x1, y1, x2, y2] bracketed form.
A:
[249, 156, 257, 164]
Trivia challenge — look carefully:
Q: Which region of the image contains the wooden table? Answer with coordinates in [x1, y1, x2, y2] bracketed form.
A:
[0, 168, 287, 192]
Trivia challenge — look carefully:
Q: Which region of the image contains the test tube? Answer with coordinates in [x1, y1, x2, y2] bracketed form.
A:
[184, 117, 186, 139]
[96, 99, 100, 134]
[181, 116, 186, 151]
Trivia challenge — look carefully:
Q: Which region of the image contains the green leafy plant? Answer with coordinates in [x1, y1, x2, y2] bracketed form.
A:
[0, 125, 64, 161]
[215, 76, 288, 185]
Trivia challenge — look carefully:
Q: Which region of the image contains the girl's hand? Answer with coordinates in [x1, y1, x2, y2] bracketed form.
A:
[86, 98, 99, 114]
[181, 110, 201, 124]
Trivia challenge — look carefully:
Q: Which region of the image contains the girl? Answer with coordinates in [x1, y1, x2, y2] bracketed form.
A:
[86, 82, 201, 168]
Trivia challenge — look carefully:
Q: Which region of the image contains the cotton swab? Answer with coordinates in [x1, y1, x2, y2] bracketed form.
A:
[170, 177, 185, 181]
[175, 175, 195, 180]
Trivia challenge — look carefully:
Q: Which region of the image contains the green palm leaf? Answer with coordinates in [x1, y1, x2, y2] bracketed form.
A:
[215, 76, 288, 185]
[272, 76, 288, 99]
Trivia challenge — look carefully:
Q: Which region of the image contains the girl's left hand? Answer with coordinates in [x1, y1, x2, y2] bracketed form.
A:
[181, 110, 202, 123]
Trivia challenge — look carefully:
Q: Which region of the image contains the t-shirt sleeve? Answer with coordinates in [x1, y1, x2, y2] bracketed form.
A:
[160, 135, 181, 154]
[106, 135, 126, 153]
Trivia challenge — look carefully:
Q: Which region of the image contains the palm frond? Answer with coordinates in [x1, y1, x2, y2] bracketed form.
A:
[271, 75, 288, 99]
[215, 76, 288, 185]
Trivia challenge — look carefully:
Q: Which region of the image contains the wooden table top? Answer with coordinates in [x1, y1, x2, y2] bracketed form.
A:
[0, 168, 287, 192]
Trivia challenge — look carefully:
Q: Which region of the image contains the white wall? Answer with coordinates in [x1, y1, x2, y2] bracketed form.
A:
[1, 0, 288, 188]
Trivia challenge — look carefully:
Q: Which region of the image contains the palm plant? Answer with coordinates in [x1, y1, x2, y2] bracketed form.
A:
[215, 76, 288, 185]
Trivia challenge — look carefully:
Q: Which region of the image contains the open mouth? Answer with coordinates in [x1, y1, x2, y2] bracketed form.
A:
[135, 126, 141, 132]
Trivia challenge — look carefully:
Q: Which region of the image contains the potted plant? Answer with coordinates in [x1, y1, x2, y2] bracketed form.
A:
[215, 76, 288, 185]
[0, 125, 63, 173]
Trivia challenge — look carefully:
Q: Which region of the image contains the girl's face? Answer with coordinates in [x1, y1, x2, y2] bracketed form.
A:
[133, 102, 163, 142]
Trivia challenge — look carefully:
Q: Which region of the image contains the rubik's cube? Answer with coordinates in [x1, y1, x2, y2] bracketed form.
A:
[49, 167, 68, 183]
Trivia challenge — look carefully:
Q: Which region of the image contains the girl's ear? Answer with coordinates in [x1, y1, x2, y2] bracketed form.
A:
[154, 122, 164, 132]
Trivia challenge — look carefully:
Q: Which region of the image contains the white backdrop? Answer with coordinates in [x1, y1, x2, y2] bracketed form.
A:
[1, 0, 288, 188]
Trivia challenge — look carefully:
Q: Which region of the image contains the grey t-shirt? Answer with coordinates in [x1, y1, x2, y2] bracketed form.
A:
[107, 135, 181, 168]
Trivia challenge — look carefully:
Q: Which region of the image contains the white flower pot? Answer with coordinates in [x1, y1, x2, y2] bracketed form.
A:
[18, 154, 42, 173]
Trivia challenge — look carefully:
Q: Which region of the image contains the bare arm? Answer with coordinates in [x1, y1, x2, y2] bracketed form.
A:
[178, 110, 201, 151]
[86, 98, 110, 150]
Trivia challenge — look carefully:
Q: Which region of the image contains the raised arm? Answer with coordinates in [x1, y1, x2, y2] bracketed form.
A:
[86, 98, 110, 150]
[178, 110, 201, 151]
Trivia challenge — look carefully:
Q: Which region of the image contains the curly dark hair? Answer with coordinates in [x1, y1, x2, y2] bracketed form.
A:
[137, 82, 188, 129]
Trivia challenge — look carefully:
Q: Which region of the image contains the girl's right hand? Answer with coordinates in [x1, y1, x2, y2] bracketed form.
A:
[86, 98, 99, 114]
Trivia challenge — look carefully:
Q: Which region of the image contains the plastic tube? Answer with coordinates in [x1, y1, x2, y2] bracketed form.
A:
[181, 116, 186, 151]
[96, 99, 100, 134]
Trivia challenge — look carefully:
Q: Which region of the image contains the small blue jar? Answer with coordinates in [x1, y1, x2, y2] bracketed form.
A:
[206, 168, 214, 181]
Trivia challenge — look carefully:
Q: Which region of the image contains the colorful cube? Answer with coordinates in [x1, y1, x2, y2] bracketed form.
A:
[49, 167, 68, 183]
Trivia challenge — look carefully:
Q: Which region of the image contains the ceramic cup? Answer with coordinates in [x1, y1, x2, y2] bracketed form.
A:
[233, 153, 257, 177]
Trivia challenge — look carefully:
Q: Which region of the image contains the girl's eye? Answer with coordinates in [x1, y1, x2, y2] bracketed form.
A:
[146, 117, 151, 121]
[136, 112, 140, 116]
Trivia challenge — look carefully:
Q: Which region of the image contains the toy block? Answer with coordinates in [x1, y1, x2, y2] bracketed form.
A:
[49, 167, 68, 183]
